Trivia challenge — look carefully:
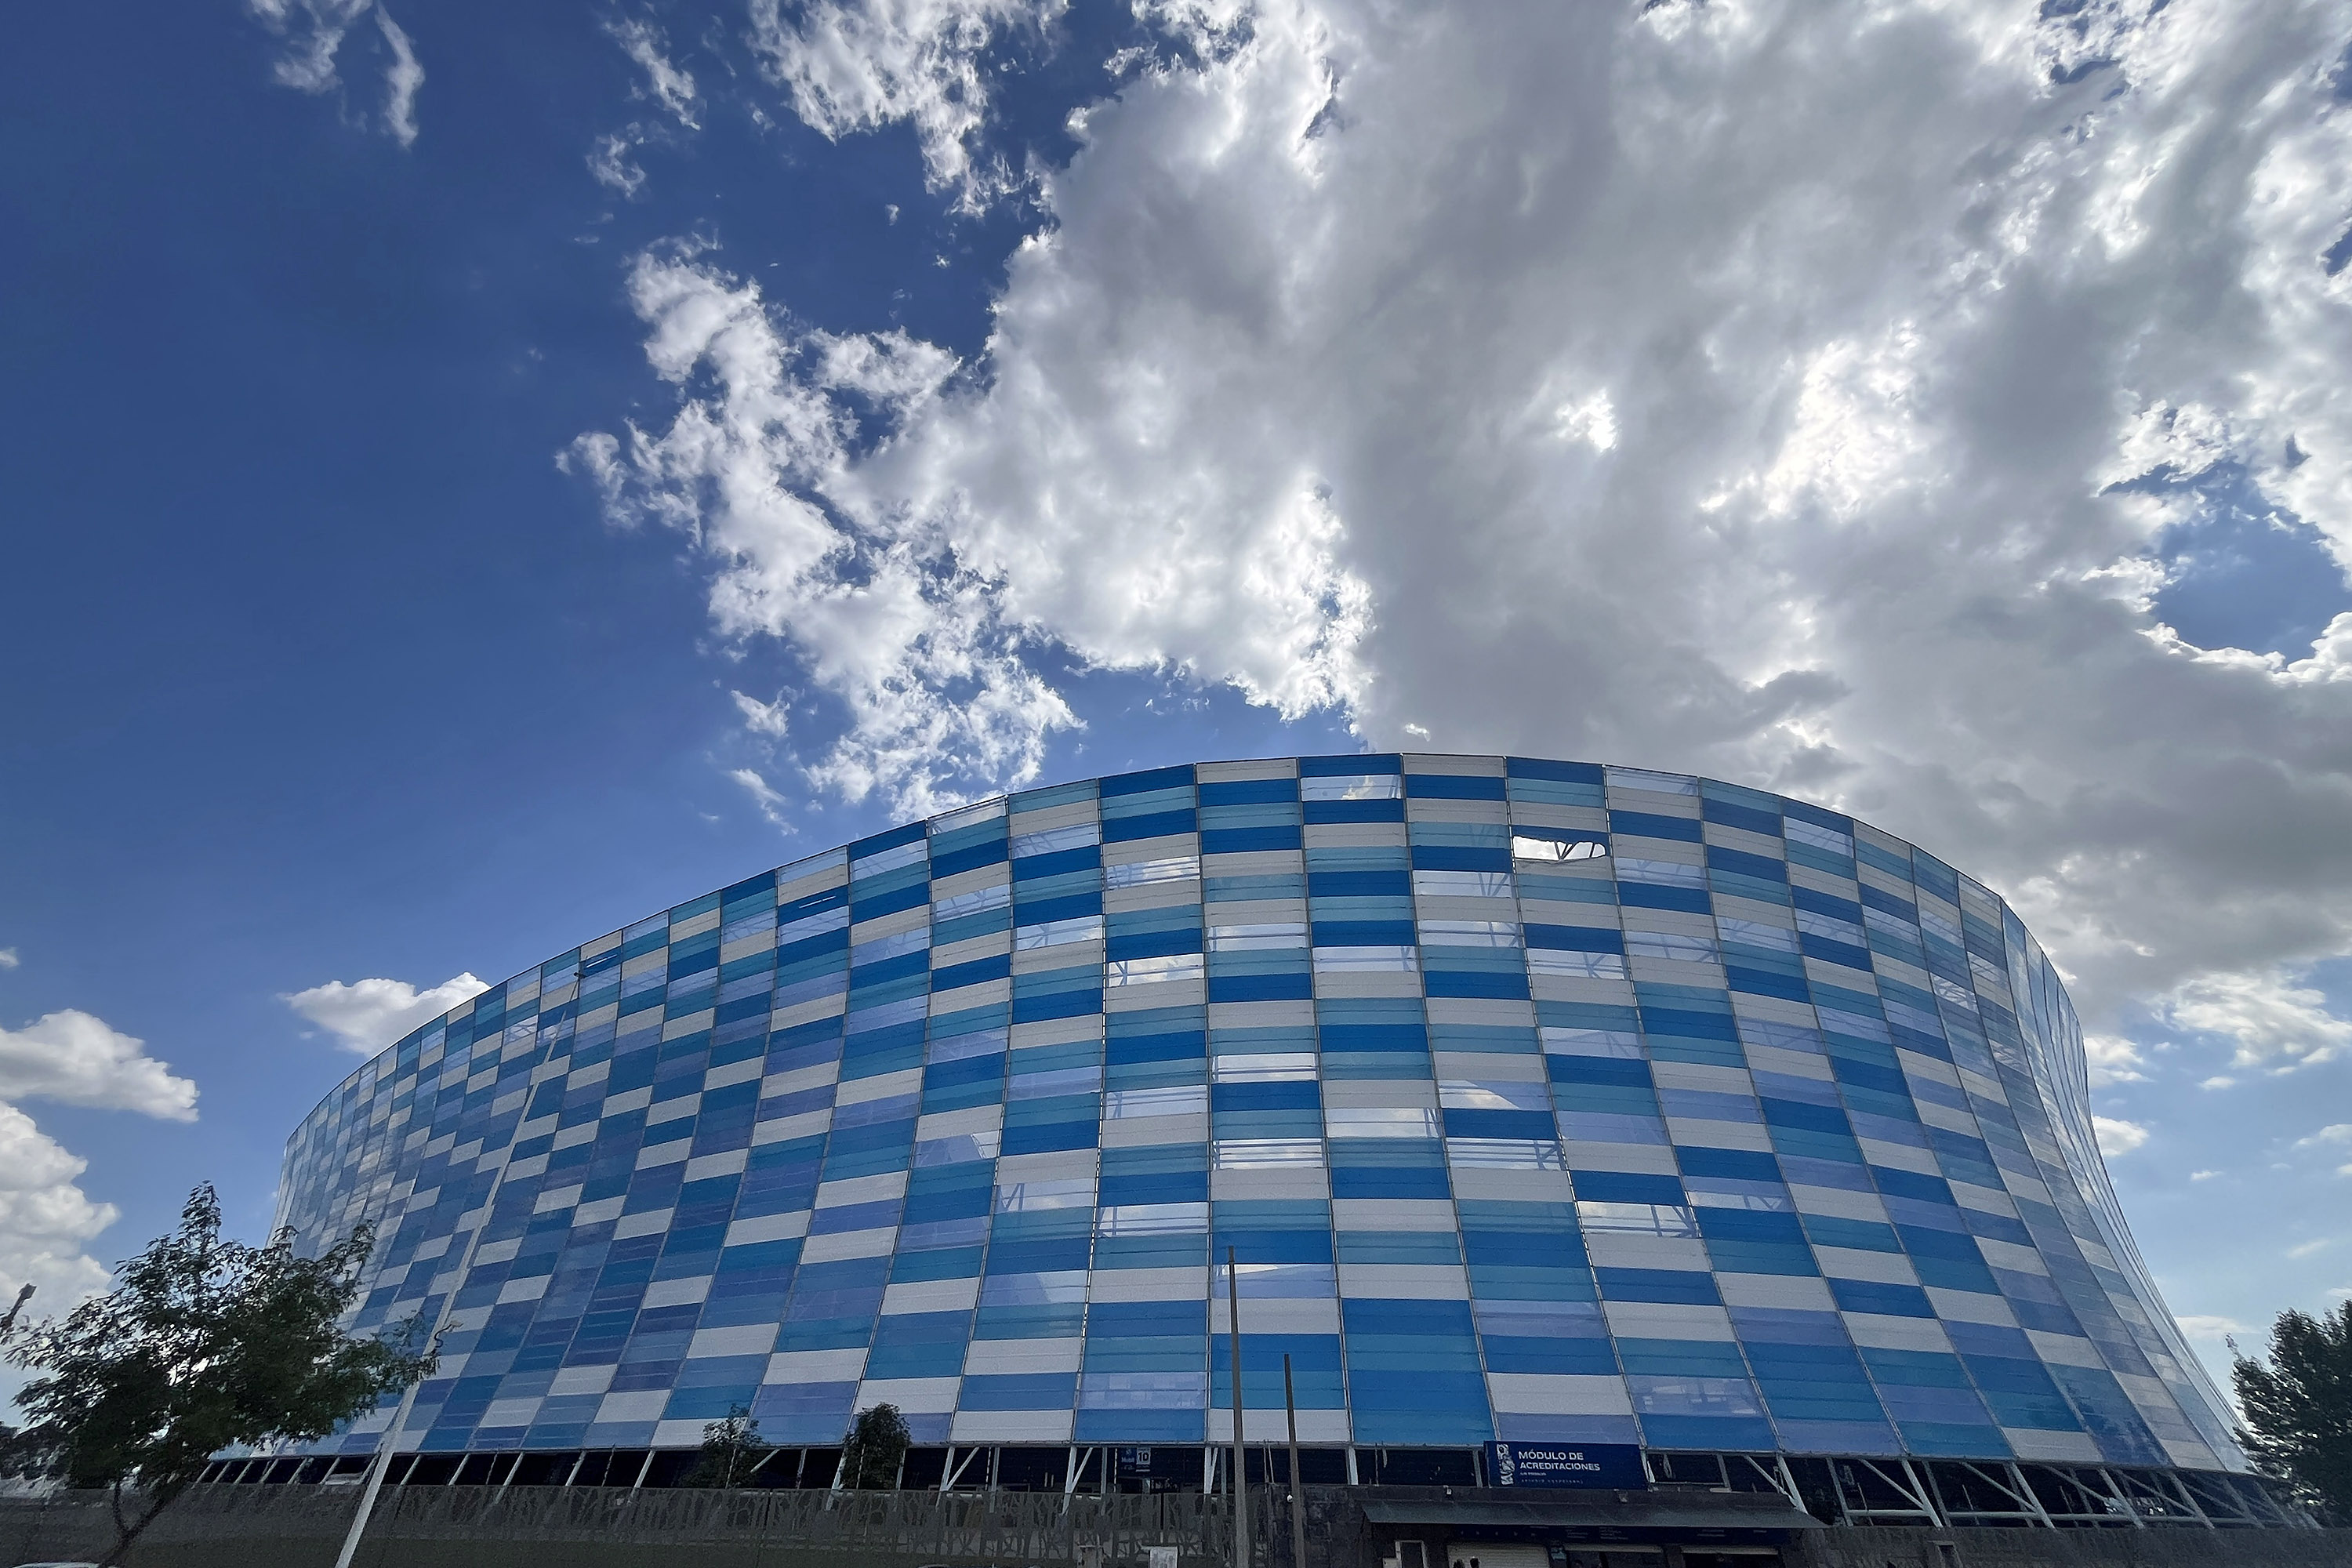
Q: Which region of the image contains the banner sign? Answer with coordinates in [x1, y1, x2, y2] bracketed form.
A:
[1485, 1441, 1647, 1490]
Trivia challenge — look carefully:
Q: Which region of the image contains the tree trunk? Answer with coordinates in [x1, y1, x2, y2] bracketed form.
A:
[99, 1476, 183, 1567]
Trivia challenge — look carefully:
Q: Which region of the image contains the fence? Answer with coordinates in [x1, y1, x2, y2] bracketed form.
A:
[5, 1483, 2347, 1568]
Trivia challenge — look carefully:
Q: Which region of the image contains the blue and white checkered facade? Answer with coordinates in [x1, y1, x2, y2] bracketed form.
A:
[278, 755, 2245, 1474]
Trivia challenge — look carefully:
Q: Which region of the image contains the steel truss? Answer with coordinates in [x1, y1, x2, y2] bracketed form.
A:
[1641, 1450, 2307, 1532]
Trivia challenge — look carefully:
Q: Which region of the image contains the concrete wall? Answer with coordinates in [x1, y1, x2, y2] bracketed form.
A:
[5, 1485, 2346, 1568]
[1788, 1524, 2352, 1568]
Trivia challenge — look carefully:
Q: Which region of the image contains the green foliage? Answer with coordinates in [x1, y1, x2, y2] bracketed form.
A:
[2232, 1301, 2352, 1525]
[4, 1185, 436, 1564]
[0, 1421, 67, 1483]
[683, 1405, 772, 1488]
[840, 1402, 911, 1490]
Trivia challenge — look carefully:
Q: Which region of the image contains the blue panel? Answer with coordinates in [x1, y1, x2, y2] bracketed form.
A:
[266, 756, 2239, 1478]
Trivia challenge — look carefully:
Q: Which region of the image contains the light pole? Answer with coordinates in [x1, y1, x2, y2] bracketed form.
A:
[332, 1015, 562, 1568]
[1227, 1244, 1249, 1568]
[1283, 1352, 1307, 1568]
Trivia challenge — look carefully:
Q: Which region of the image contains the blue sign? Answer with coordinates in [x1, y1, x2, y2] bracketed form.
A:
[1486, 1442, 1647, 1490]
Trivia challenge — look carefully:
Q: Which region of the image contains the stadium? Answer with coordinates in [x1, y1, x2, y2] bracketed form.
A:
[230, 753, 2297, 1548]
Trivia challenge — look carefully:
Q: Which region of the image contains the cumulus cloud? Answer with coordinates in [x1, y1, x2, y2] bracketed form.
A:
[0, 1011, 198, 1122]
[0, 1007, 200, 1319]
[2083, 1033, 2150, 1086]
[746, 0, 1064, 209]
[245, 0, 424, 147]
[567, 252, 1098, 816]
[2095, 1116, 2151, 1157]
[0, 948, 18, 970]
[281, 973, 489, 1054]
[2164, 970, 2352, 1073]
[0, 1102, 118, 1317]
[623, 0, 2352, 1036]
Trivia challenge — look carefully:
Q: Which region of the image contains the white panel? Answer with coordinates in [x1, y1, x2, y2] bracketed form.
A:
[1485, 1374, 1634, 1416]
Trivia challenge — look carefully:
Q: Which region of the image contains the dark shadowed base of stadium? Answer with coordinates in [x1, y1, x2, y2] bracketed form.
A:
[5, 1481, 2352, 1568]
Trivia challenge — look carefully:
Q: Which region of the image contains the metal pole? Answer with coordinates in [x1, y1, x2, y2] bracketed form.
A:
[328, 1229, 467, 1568]
[1227, 1245, 1249, 1568]
[331, 1021, 561, 1568]
[0, 1282, 34, 1338]
[1283, 1353, 1308, 1568]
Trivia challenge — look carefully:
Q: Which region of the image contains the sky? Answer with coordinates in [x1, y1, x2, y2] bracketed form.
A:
[3, 0, 2352, 1406]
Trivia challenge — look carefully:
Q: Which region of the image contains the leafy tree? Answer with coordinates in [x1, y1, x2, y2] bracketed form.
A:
[2232, 1301, 2352, 1525]
[840, 1402, 910, 1490]
[0, 1421, 66, 1483]
[4, 1185, 435, 1566]
[684, 1404, 773, 1488]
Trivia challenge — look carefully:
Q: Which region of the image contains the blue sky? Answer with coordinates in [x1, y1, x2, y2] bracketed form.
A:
[4, 0, 2352, 1401]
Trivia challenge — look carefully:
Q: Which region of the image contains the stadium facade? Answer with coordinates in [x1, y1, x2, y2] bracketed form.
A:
[248, 754, 2281, 1528]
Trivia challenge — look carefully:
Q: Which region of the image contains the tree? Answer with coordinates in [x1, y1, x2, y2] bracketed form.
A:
[0, 1421, 66, 1484]
[2232, 1301, 2352, 1525]
[3, 1185, 436, 1566]
[839, 1403, 910, 1490]
[684, 1404, 772, 1488]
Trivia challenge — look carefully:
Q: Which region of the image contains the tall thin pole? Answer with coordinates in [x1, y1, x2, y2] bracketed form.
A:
[332, 1015, 559, 1568]
[1227, 1244, 1249, 1568]
[1283, 1353, 1308, 1568]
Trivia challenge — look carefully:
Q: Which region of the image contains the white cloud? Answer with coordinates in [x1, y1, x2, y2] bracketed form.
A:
[0, 1011, 198, 1123]
[281, 973, 489, 1054]
[0, 948, 17, 970]
[566, 252, 1097, 817]
[2189, 1169, 2220, 1181]
[2164, 970, 2352, 1073]
[746, 0, 1065, 210]
[376, 6, 423, 147]
[0, 1007, 201, 1321]
[2083, 1033, 2149, 1086]
[245, 0, 371, 93]
[615, 0, 2352, 1038]
[730, 767, 792, 827]
[590, 130, 648, 197]
[0, 1102, 118, 1320]
[2299, 1123, 2352, 1176]
[2287, 1236, 2335, 1260]
[2174, 1313, 2245, 1342]
[731, 689, 793, 739]
[246, 0, 422, 147]
[608, 18, 699, 128]
[2095, 1116, 2151, 1157]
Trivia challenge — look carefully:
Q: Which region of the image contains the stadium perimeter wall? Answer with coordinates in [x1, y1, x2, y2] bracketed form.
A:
[5, 1485, 2349, 1568]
